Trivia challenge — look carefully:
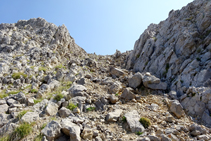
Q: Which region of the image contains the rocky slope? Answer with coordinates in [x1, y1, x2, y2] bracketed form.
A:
[0, 0, 211, 141]
[126, 0, 211, 127]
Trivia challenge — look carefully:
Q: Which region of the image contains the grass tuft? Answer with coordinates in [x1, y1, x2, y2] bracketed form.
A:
[12, 72, 27, 79]
[86, 107, 95, 112]
[30, 89, 38, 93]
[54, 93, 63, 101]
[17, 110, 28, 120]
[10, 122, 33, 140]
[139, 117, 151, 128]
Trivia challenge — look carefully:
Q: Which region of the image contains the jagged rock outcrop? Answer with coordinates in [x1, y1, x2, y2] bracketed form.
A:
[126, 0, 211, 125]
[126, 0, 211, 93]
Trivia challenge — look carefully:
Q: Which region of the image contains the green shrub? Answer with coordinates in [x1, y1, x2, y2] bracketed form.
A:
[86, 107, 95, 112]
[67, 102, 77, 111]
[17, 110, 28, 120]
[30, 89, 38, 93]
[34, 99, 43, 104]
[11, 122, 32, 140]
[12, 72, 27, 79]
[136, 131, 143, 135]
[54, 93, 63, 101]
[139, 117, 151, 128]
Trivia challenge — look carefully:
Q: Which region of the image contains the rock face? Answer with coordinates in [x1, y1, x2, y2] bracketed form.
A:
[126, 0, 211, 93]
[125, 0, 211, 124]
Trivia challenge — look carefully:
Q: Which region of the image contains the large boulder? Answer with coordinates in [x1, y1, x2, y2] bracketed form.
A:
[41, 120, 62, 141]
[20, 112, 39, 123]
[58, 107, 72, 118]
[106, 109, 123, 122]
[110, 67, 126, 77]
[142, 73, 167, 90]
[45, 102, 59, 116]
[121, 87, 136, 101]
[128, 72, 143, 89]
[61, 118, 81, 141]
[68, 84, 87, 98]
[169, 100, 185, 118]
[124, 110, 145, 133]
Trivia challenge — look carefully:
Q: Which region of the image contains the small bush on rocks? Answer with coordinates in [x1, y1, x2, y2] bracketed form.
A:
[54, 93, 63, 101]
[139, 117, 151, 128]
[67, 102, 77, 111]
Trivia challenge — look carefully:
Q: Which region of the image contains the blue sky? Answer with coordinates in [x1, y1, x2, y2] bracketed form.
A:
[0, 0, 193, 55]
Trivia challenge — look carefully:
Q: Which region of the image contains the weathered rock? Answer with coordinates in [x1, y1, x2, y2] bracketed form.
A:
[148, 135, 160, 141]
[81, 127, 93, 140]
[142, 73, 160, 86]
[58, 107, 72, 118]
[27, 98, 34, 106]
[20, 112, 39, 123]
[109, 94, 119, 104]
[110, 67, 126, 77]
[45, 101, 59, 116]
[121, 87, 136, 101]
[61, 118, 81, 141]
[0, 99, 6, 105]
[169, 100, 184, 118]
[0, 104, 9, 113]
[41, 120, 62, 141]
[0, 114, 12, 128]
[106, 109, 123, 122]
[108, 81, 122, 94]
[161, 134, 171, 141]
[124, 110, 145, 133]
[202, 110, 211, 126]
[128, 72, 143, 89]
[68, 84, 87, 98]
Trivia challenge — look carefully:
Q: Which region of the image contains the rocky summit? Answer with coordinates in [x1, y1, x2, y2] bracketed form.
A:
[0, 0, 211, 141]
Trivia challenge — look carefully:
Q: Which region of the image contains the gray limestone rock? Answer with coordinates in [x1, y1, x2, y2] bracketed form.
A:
[20, 112, 39, 123]
[81, 127, 93, 140]
[106, 109, 123, 122]
[169, 100, 185, 118]
[0, 104, 9, 113]
[41, 120, 62, 141]
[68, 84, 87, 98]
[124, 110, 145, 133]
[58, 107, 72, 118]
[121, 87, 136, 101]
[110, 67, 126, 77]
[61, 118, 81, 141]
[128, 72, 143, 89]
[45, 101, 59, 116]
